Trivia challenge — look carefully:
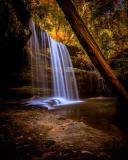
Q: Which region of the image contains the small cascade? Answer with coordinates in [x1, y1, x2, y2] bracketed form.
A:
[28, 20, 80, 108]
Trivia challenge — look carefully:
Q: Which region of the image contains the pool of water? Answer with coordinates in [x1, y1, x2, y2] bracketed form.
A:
[1, 96, 127, 137]
[50, 97, 125, 136]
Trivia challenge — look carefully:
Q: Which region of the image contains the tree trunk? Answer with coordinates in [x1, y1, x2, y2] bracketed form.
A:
[56, 0, 128, 107]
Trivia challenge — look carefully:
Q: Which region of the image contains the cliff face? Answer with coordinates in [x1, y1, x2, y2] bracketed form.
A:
[0, 0, 31, 98]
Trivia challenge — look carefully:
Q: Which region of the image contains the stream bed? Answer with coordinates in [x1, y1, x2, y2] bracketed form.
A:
[0, 97, 128, 160]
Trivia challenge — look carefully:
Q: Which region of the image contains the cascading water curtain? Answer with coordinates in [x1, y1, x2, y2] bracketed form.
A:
[29, 20, 79, 101]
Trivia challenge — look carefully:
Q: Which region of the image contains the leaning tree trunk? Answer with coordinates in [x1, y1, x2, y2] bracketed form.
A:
[56, 0, 128, 107]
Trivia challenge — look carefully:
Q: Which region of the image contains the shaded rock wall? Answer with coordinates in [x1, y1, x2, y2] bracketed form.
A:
[0, 0, 31, 98]
[109, 49, 128, 92]
[75, 69, 113, 98]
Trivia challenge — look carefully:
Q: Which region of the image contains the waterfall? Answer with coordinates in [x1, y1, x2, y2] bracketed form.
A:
[28, 20, 80, 108]
[48, 37, 79, 100]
